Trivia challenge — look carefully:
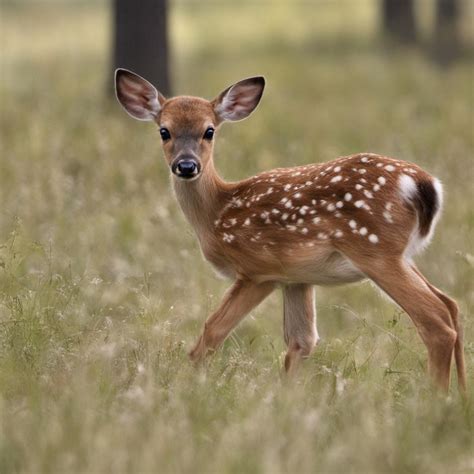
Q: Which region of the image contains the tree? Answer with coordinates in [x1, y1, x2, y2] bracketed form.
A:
[433, 0, 462, 64]
[112, 0, 170, 96]
[381, 0, 417, 44]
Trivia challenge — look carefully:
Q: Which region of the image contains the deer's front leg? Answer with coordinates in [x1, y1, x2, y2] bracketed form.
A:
[283, 284, 319, 375]
[189, 279, 275, 363]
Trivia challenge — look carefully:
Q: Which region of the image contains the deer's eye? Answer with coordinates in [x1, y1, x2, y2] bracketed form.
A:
[203, 127, 215, 140]
[160, 127, 171, 141]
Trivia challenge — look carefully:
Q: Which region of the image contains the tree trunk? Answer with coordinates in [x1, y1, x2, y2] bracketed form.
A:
[382, 0, 417, 44]
[433, 0, 462, 64]
[112, 0, 170, 96]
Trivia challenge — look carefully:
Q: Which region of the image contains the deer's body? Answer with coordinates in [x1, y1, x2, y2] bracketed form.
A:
[115, 69, 466, 393]
[185, 153, 434, 286]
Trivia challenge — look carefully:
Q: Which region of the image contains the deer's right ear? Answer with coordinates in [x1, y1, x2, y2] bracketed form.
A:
[115, 69, 166, 121]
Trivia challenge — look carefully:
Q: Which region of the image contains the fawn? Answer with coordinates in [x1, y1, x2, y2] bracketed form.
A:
[115, 69, 466, 392]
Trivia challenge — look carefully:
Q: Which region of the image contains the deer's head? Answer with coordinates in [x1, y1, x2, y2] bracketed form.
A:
[115, 69, 265, 181]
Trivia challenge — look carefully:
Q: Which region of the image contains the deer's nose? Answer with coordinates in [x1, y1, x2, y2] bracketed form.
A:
[172, 158, 201, 179]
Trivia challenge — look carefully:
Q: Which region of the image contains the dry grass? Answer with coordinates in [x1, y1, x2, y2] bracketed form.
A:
[0, 2, 473, 473]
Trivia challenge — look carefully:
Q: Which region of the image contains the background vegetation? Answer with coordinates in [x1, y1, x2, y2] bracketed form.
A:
[1, 1, 473, 473]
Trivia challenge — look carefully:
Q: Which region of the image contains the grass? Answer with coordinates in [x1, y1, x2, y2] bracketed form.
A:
[1, 1, 473, 473]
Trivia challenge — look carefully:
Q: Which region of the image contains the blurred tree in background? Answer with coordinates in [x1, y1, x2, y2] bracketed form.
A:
[434, 0, 462, 63]
[381, 0, 464, 64]
[113, 0, 170, 95]
[382, 0, 417, 43]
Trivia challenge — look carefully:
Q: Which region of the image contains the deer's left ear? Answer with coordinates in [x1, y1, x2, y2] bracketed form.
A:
[115, 68, 166, 121]
[212, 76, 265, 123]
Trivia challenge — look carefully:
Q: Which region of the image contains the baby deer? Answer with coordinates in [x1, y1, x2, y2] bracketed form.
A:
[115, 69, 466, 392]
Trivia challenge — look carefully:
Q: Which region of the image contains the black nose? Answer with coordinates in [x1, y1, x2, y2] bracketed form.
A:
[172, 159, 201, 179]
[178, 161, 196, 174]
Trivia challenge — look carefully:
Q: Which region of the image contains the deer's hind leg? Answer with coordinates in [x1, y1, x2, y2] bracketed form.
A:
[411, 265, 466, 392]
[282, 284, 319, 375]
[340, 252, 457, 391]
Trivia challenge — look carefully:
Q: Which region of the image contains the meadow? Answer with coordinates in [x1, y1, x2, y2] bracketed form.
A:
[0, 1, 473, 473]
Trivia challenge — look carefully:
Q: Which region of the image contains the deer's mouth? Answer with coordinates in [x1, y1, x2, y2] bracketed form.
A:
[171, 158, 201, 180]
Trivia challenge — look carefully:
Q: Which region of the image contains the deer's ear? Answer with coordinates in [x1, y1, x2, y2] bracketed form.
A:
[115, 69, 166, 121]
[212, 76, 265, 122]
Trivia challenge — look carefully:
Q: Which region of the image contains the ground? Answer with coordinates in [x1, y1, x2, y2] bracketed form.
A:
[0, 1, 473, 473]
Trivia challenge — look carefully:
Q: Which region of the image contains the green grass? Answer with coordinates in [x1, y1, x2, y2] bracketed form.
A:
[1, 2, 473, 473]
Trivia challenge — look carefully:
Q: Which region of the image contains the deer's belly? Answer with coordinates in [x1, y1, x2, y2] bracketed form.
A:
[207, 246, 366, 286]
[287, 252, 366, 285]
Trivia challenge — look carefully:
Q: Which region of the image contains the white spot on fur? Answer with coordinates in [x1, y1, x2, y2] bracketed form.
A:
[317, 232, 328, 240]
[359, 227, 368, 236]
[312, 217, 321, 224]
[385, 165, 395, 172]
[244, 218, 251, 226]
[344, 193, 352, 201]
[355, 184, 363, 190]
[294, 192, 302, 199]
[285, 200, 293, 208]
[327, 203, 336, 212]
[373, 184, 380, 192]
[368, 234, 379, 243]
[349, 220, 357, 229]
[336, 201, 344, 208]
[281, 213, 289, 220]
[363, 190, 374, 199]
[377, 176, 386, 185]
[354, 200, 365, 208]
[361, 156, 369, 163]
[223, 233, 235, 243]
[301, 227, 308, 234]
[330, 175, 342, 183]
[383, 211, 393, 223]
[299, 206, 309, 215]
[334, 230, 343, 238]
[334, 166, 342, 172]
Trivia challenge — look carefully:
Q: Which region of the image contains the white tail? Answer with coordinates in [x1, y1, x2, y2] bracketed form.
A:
[115, 69, 466, 393]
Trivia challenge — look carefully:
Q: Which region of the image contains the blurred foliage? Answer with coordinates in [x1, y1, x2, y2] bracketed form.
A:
[0, 1, 473, 473]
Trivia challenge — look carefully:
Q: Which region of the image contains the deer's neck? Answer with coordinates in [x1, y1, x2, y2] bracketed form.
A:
[172, 161, 232, 240]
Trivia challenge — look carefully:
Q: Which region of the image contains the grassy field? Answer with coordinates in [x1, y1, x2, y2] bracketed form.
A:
[1, 1, 473, 473]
